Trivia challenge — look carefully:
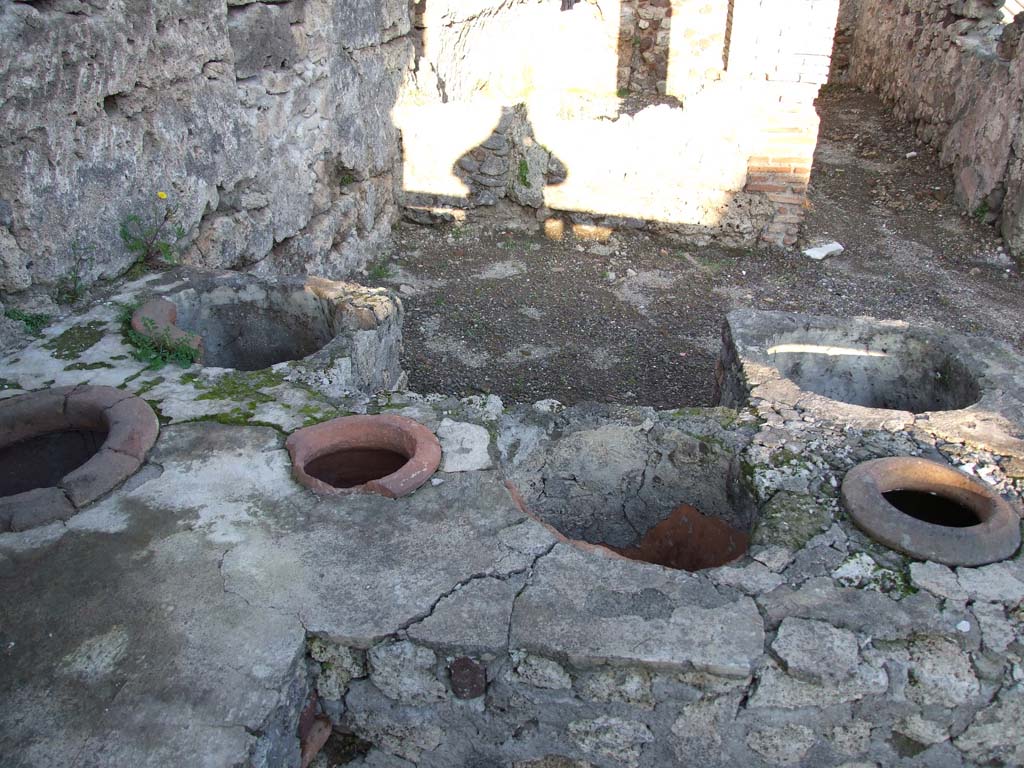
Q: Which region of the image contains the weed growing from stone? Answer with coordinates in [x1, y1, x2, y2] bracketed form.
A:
[973, 200, 990, 223]
[367, 259, 393, 280]
[116, 301, 199, 370]
[120, 191, 186, 275]
[56, 241, 94, 304]
[4, 308, 51, 335]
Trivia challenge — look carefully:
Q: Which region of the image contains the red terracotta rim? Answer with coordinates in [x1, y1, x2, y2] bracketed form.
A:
[286, 414, 441, 499]
[130, 297, 203, 361]
[841, 457, 1021, 566]
[0, 385, 160, 532]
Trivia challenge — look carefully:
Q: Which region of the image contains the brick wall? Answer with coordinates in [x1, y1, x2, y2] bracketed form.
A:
[730, 0, 839, 246]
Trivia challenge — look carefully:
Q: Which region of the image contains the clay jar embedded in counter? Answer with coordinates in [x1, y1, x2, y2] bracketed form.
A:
[286, 414, 442, 499]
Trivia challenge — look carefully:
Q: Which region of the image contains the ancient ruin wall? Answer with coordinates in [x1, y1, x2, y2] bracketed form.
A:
[399, 0, 840, 248]
[0, 0, 412, 301]
[828, 0, 861, 83]
[847, 0, 1024, 258]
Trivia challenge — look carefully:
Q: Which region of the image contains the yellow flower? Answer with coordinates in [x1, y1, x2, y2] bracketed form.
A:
[157, 191, 168, 200]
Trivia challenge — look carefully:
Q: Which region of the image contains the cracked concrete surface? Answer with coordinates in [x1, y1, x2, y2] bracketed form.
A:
[2, 300, 1024, 767]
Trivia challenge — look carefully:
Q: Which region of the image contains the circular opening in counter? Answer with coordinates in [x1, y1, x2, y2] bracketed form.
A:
[505, 419, 755, 572]
[608, 502, 749, 571]
[882, 490, 981, 528]
[287, 414, 442, 499]
[842, 457, 1020, 566]
[169, 287, 335, 371]
[0, 386, 159, 533]
[305, 448, 410, 489]
[0, 429, 107, 498]
[766, 331, 980, 413]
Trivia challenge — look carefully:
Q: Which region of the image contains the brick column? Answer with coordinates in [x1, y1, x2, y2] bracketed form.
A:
[729, 0, 840, 246]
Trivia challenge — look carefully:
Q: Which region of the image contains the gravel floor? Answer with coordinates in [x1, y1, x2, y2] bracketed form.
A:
[371, 85, 1022, 408]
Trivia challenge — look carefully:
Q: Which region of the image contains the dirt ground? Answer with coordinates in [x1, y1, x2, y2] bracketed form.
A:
[372, 85, 1022, 409]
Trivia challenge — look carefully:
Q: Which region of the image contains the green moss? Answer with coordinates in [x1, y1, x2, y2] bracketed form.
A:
[298, 404, 338, 426]
[206, 407, 258, 426]
[0, 378, 18, 390]
[4, 308, 51, 335]
[110, 354, 129, 361]
[751, 491, 832, 550]
[194, 369, 284, 405]
[134, 376, 165, 395]
[183, 410, 284, 433]
[518, 158, 531, 188]
[44, 321, 108, 360]
[64, 361, 115, 371]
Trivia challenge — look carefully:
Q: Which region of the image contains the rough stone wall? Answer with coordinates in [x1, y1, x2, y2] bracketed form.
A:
[398, 0, 839, 248]
[0, 0, 412, 304]
[828, 0, 860, 83]
[847, 0, 1024, 258]
[618, 0, 730, 98]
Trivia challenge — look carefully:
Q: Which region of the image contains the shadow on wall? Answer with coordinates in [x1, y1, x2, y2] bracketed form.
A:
[395, 0, 839, 247]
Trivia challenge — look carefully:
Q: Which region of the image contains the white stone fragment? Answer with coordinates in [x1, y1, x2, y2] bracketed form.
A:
[746, 724, 817, 766]
[568, 716, 653, 768]
[436, 418, 492, 472]
[910, 561, 968, 601]
[750, 545, 795, 572]
[368, 641, 447, 705]
[957, 563, 1024, 605]
[771, 617, 861, 683]
[803, 241, 845, 260]
[508, 651, 571, 690]
[906, 636, 980, 708]
[895, 714, 948, 746]
[708, 561, 784, 595]
[533, 399, 564, 413]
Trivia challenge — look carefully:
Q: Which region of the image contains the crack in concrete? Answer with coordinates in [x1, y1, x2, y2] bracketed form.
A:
[505, 541, 558, 653]
[397, 550, 550, 637]
[216, 545, 255, 610]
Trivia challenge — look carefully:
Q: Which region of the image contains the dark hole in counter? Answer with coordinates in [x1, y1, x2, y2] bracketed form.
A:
[0, 429, 107, 497]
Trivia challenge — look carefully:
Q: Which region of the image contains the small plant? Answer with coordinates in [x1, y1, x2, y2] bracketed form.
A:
[57, 240, 94, 304]
[973, 200, 990, 223]
[617, 87, 630, 98]
[4, 308, 51, 335]
[367, 259, 393, 280]
[119, 190, 186, 273]
[116, 301, 199, 370]
[518, 158, 531, 188]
